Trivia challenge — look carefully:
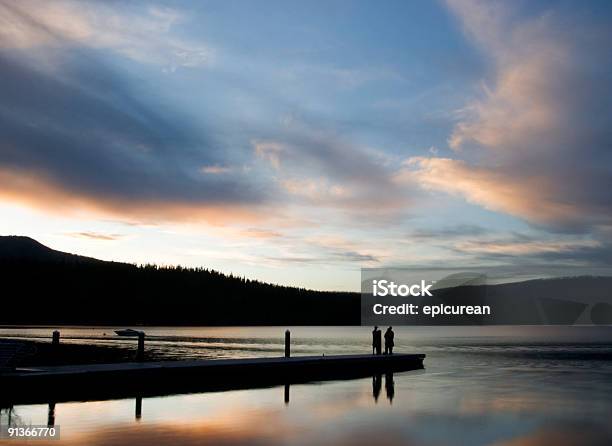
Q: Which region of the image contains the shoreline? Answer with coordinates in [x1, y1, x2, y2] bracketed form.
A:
[1, 339, 168, 367]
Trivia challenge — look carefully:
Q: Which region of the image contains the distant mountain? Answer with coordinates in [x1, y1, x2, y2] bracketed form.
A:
[429, 275, 612, 325]
[2, 236, 610, 326]
[0, 236, 359, 326]
[0, 236, 102, 264]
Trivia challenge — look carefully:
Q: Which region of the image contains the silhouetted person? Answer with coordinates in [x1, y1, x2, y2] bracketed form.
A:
[384, 326, 394, 355]
[385, 372, 395, 403]
[372, 374, 382, 403]
[372, 326, 382, 355]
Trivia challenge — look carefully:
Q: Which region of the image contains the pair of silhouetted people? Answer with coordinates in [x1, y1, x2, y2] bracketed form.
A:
[372, 373, 394, 403]
[372, 326, 394, 355]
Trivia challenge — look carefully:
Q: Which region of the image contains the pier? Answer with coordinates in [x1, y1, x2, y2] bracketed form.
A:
[0, 353, 425, 405]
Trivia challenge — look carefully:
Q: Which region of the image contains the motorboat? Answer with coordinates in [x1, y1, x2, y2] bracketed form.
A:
[114, 329, 142, 337]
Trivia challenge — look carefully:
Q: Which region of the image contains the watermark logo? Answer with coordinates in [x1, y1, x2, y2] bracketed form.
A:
[372, 279, 434, 297]
[361, 267, 612, 326]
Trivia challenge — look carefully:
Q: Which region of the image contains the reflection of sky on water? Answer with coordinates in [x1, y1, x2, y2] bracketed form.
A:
[4, 360, 612, 444]
[5, 375, 612, 446]
[2, 326, 612, 445]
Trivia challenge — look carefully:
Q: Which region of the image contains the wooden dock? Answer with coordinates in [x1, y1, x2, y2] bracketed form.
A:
[0, 353, 425, 405]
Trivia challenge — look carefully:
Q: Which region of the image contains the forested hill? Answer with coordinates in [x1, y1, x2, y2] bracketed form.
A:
[0, 236, 360, 325]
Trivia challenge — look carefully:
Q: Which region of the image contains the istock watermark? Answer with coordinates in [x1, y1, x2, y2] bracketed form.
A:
[361, 267, 612, 326]
[372, 279, 434, 297]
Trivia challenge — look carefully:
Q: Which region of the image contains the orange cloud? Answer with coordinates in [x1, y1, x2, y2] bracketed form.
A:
[66, 232, 124, 241]
[455, 239, 600, 256]
[401, 157, 583, 228]
[0, 168, 263, 226]
[446, 1, 566, 152]
[281, 178, 348, 202]
[425, 0, 612, 231]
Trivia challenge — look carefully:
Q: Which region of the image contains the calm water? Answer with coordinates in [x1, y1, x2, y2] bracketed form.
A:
[1, 326, 612, 446]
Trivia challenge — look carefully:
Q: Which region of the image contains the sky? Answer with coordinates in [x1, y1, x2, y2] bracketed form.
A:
[0, 0, 611, 291]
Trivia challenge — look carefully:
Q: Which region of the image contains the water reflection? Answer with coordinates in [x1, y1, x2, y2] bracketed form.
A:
[372, 375, 381, 402]
[47, 402, 55, 426]
[385, 373, 395, 403]
[372, 373, 395, 404]
[135, 397, 142, 421]
[3, 365, 612, 446]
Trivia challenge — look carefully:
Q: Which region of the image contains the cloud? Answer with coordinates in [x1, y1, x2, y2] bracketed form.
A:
[0, 0, 419, 234]
[66, 232, 123, 241]
[407, 0, 612, 232]
[410, 224, 489, 240]
[405, 157, 585, 230]
[200, 165, 233, 175]
[0, 47, 266, 224]
[259, 233, 383, 267]
[0, 1, 265, 225]
[455, 238, 601, 257]
[0, 1, 213, 68]
[252, 127, 414, 215]
[435, 228, 612, 270]
[254, 140, 284, 170]
[0, 0, 415, 233]
[266, 249, 379, 266]
[240, 228, 283, 239]
[0, 167, 263, 225]
[446, 0, 579, 152]
[4, 0, 610, 278]
[280, 178, 348, 202]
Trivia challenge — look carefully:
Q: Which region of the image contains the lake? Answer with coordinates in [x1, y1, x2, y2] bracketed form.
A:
[1, 326, 612, 445]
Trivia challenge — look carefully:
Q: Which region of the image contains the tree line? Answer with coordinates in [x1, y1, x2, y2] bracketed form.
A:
[0, 256, 360, 325]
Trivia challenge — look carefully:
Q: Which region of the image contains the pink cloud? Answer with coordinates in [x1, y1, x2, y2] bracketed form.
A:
[407, 1, 612, 231]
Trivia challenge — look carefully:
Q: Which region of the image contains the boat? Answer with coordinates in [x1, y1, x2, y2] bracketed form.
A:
[114, 329, 143, 337]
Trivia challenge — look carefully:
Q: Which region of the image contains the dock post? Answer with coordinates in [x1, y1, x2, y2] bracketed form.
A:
[52, 330, 60, 346]
[135, 397, 142, 420]
[137, 332, 145, 361]
[285, 330, 290, 358]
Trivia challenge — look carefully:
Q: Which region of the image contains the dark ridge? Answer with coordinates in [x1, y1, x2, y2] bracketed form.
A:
[0, 235, 103, 264]
[0, 236, 360, 326]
